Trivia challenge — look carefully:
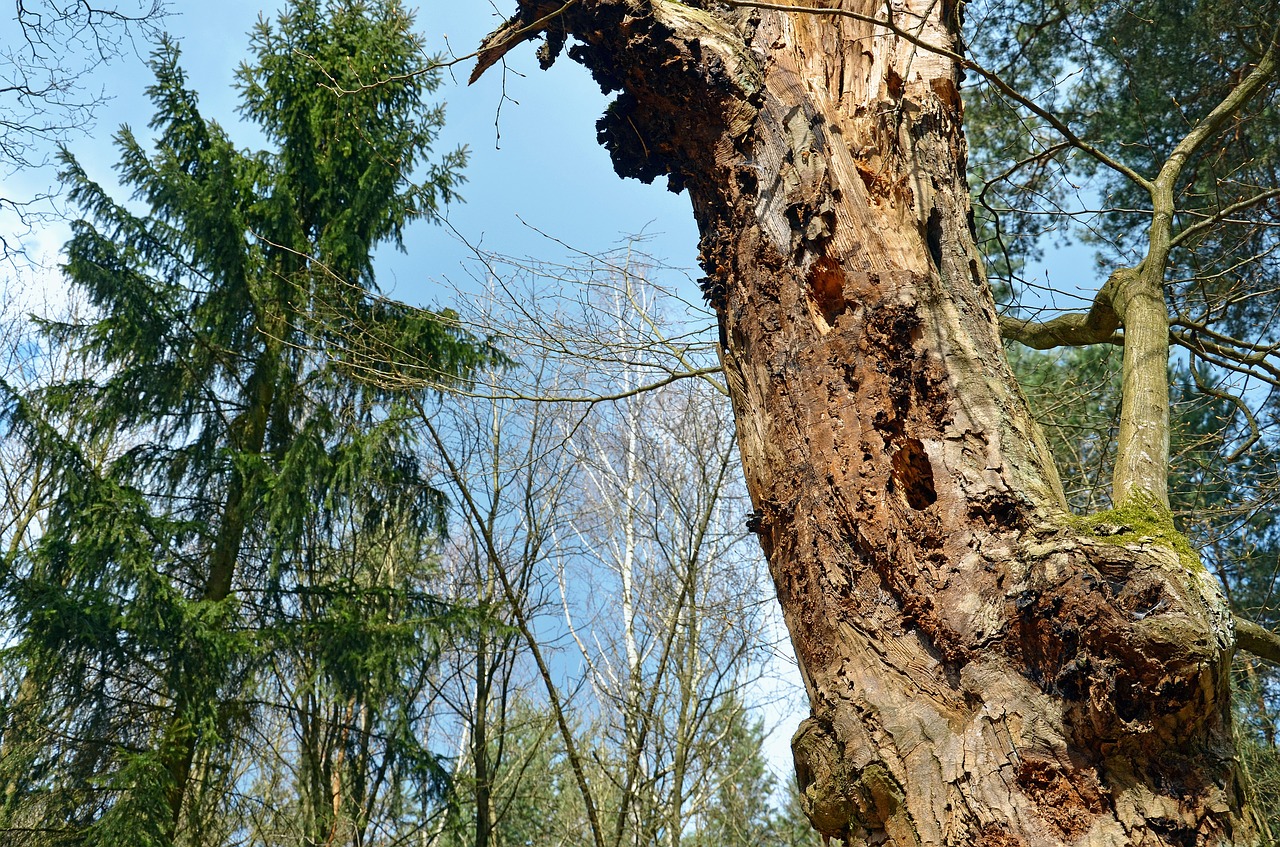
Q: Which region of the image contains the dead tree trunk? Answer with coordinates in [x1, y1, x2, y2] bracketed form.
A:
[475, 1, 1266, 842]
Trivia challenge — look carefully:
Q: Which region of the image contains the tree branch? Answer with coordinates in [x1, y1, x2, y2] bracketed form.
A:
[470, 0, 579, 85]
[999, 269, 1126, 349]
[1235, 616, 1280, 666]
[1185, 352, 1261, 463]
[1155, 34, 1278, 195]
[999, 312, 1123, 349]
[1171, 186, 1280, 249]
[1172, 312, 1280, 360]
[417, 409, 608, 847]
[1172, 331, 1280, 385]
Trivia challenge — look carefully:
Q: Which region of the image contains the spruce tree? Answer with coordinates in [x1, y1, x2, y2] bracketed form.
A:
[0, 2, 493, 844]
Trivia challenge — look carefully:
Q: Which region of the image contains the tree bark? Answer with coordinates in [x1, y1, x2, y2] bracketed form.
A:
[477, 1, 1266, 842]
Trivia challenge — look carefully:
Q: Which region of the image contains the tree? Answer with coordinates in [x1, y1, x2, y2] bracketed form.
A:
[966, 3, 1280, 834]
[686, 697, 820, 847]
[1010, 345, 1280, 835]
[0, 284, 65, 571]
[418, 341, 578, 847]
[469, 0, 1280, 842]
[0, 2, 489, 843]
[410, 253, 779, 847]
[0, 288, 126, 833]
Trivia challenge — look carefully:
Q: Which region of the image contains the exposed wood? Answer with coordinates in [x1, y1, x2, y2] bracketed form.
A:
[474, 1, 1268, 842]
[469, 1, 578, 85]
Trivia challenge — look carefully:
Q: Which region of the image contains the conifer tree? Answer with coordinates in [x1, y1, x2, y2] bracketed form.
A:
[0, 2, 493, 844]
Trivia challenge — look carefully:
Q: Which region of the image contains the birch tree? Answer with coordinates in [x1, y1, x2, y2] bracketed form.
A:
[410, 254, 782, 847]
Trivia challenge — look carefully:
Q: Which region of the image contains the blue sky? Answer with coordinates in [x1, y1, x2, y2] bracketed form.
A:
[4, 1, 702, 309]
[2, 0, 806, 778]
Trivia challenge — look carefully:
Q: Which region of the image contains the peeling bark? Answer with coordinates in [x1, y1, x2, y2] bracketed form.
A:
[475, 1, 1267, 842]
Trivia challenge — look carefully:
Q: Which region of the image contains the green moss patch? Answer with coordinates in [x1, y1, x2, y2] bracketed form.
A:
[1062, 496, 1203, 572]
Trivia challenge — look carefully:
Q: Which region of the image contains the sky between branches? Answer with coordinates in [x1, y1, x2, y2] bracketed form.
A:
[0, 0, 1097, 786]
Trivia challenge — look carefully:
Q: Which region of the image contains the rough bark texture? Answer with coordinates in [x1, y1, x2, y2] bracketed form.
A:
[477, 1, 1264, 842]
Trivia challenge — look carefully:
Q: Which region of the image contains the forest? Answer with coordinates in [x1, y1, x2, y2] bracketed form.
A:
[1, 0, 1279, 845]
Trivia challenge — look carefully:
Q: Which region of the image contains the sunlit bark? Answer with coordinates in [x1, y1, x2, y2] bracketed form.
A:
[476, 1, 1267, 842]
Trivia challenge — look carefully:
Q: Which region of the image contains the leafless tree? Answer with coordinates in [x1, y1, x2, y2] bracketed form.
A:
[406, 248, 783, 847]
[1, 0, 165, 255]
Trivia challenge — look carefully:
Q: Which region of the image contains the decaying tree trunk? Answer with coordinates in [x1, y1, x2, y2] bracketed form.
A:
[475, 1, 1266, 842]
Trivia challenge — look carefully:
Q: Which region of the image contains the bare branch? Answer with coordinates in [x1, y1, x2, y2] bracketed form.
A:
[1171, 186, 1280, 249]
[1186, 355, 1262, 463]
[999, 269, 1125, 350]
[1172, 335, 1280, 390]
[1155, 34, 1278, 196]
[1173, 331, 1280, 385]
[417, 409, 609, 847]
[1172, 313, 1280, 361]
